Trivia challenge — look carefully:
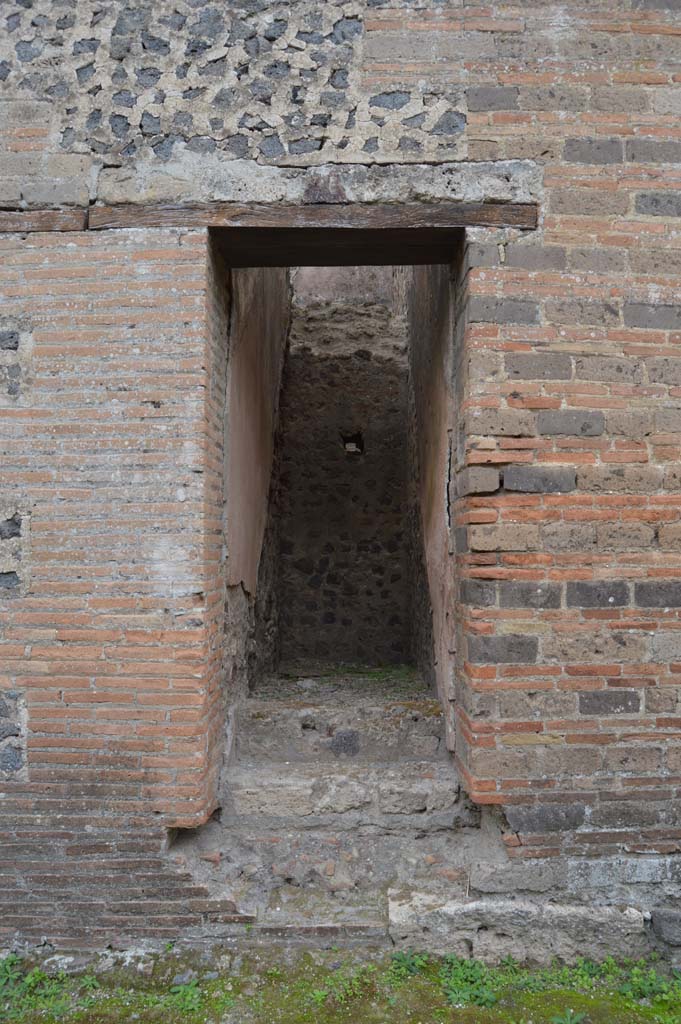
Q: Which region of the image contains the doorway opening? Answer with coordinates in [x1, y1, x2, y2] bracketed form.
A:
[218, 222, 464, 716]
[259, 265, 433, 677]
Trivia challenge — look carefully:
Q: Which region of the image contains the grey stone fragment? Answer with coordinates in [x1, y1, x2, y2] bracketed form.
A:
[0, 572, 20, 591]
[73, 38, 99, 55]
[329, 69, 348, 89]
[564, 137, 623, 163]
[636, 192, 681, 217]
[331, 17, 362, 43]
[467, 86, 518, 111]
[76, 63, 95, 84]
[0, 721, 19, 741]
[579, 690, 640, 715]
[369, 91, 410, 110]
[652, 908, 681, 946]
[141, 112, 161, 134]
[186, 136, 216, 154]
[136, 66, 162, 87]
[505, 352, 572, 380]
[0, 515, 21, 540]
[15, 40, 43, 62]
[0, 694, 19, 719]
[0, 331, 19, 351]
[288, 138, 323, 154]
[113, 90, 136, 108]
[504, 466, 576, 493]
[141, 32, 170, 55]
[263, 19, 287, 42]
[432, 111, 466, 135]
[109, 114, 129, 138]
[537, 410, 605, 436]
[264, 61, 290, 80]
[460, 579, 497, 607]
[259, 135, 285, 158]
[456, 466, 500, 495]
[0, 747, 22, 772]
[635, 582, 681, 607]
[498, 582, 561, 609]
[567, 582, 630, 608]
[468, 297, 539, 325]
[467, 635, 538, 664]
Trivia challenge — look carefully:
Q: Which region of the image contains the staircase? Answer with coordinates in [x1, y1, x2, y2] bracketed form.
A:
[174, 666, 482, 945]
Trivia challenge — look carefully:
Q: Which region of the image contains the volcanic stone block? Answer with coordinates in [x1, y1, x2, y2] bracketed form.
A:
[505, 352, 572, 380]
[626, 138, 681, 163]
[469, 524, 539, 552]
[498, 581, 562, 609]
[456, 466, 500, 495]
[575, 356, 643, 383]
[636, 192, 681, 217]
[537, 410, 605, 436]
[468, 297, 540, 325]
[467, 86, 519, 111]
[579, 690, 640, 715]
[563, 137, 623, 163]
[625, 305, 681, 330]
[566, 581, 630, 607]
[467, 635, 538, 664]
[635, 581, 681, 607]
[505, 802, 586, 833]
[504, 466, 576, 493]
[460, 579, 497, 607]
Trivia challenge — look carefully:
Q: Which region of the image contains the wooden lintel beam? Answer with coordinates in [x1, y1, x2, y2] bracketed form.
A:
[88, 201, 538, 232]
[0, 209, 88, 233]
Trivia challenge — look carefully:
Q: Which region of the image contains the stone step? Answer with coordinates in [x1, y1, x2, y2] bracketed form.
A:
[387, 890, 649, 964]
[235, 695, 445, 764]
[174, 819, 483, 899]
[221, 760, 465, 830]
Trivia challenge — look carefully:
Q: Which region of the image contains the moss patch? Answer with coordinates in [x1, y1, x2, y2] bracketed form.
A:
[2, 948, 681, 1024]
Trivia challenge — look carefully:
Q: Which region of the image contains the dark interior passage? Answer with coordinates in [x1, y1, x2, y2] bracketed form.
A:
[254, 266, 433, 670]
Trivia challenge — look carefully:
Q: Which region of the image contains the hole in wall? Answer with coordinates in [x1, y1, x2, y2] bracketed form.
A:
[341, 431, 364, 455]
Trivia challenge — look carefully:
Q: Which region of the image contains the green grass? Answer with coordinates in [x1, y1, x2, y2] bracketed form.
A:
[3, 948, 681, 1023]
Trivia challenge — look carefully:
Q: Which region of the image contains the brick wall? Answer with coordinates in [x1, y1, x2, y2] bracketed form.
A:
[0, 228, 247, 945]
[2, 0, 681, 944]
